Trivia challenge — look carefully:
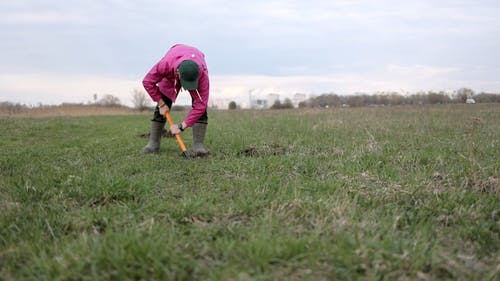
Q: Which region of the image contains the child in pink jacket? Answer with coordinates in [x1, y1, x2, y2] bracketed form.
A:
[142, 44, 209, 156]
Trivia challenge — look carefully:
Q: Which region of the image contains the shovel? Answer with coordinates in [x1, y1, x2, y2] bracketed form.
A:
[164, 112, 190, 158]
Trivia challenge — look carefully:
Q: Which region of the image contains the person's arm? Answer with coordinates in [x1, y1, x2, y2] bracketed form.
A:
[142, 61, 168, 102]
[183, 72, 210, 127]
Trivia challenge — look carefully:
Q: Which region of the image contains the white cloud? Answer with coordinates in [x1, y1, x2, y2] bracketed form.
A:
[211, 63, 499, 102]
[0, 73, 143, 106]
[385, 64, 458, 79]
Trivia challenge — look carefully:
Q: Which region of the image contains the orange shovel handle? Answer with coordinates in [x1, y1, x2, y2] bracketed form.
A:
[165, 112, 190, 158]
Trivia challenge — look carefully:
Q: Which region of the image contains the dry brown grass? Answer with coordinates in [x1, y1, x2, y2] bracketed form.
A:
[0, 105, 144, 118]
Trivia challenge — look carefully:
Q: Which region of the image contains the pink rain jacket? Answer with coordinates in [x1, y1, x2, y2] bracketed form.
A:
[142, 44, 209, 127]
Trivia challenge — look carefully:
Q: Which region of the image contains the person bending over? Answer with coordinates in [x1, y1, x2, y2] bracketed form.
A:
[142, 44, 209, 156]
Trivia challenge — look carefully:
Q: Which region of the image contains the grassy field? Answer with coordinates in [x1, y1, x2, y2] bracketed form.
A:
[1, 104, 499, 280]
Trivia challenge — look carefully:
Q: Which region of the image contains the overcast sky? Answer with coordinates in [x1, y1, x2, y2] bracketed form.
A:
[1, 0, 499, 106]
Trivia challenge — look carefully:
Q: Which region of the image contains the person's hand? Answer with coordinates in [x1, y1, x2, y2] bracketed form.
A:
[169, 124, 181, 135]
[159, 103, 169, 116]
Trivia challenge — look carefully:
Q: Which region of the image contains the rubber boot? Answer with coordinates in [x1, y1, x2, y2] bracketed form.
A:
[191, 122, 209, 157]
[143, 121, 165, 153]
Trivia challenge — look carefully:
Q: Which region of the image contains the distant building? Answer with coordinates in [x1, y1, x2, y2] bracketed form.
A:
[248, 93, 306, 109]
[254, 99, 268, 109]
[267, 94, 280, 108]
[292, 93, 307, 108]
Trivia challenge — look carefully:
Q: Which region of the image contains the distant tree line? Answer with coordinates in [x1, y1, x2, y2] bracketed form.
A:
[298, 88, 499, 108]
[0, 101, 26, 114]
[2, 88, 498, 113]
[271, 98, 294, 109]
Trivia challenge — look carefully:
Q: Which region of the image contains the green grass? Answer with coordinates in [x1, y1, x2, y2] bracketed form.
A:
[1, 104, 499, 280]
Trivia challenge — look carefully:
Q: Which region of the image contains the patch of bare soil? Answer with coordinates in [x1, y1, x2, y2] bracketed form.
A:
[240, 143, 290, 157]
[473, 176, 499, 195]
[138, 129, 174, 138]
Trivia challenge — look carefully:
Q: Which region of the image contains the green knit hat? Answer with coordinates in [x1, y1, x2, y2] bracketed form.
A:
[178, 60, 200, 90]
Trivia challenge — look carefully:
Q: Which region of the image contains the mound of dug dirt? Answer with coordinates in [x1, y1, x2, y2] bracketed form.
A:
[138, 129, 174, 138]
[241, 143, 290, 157]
